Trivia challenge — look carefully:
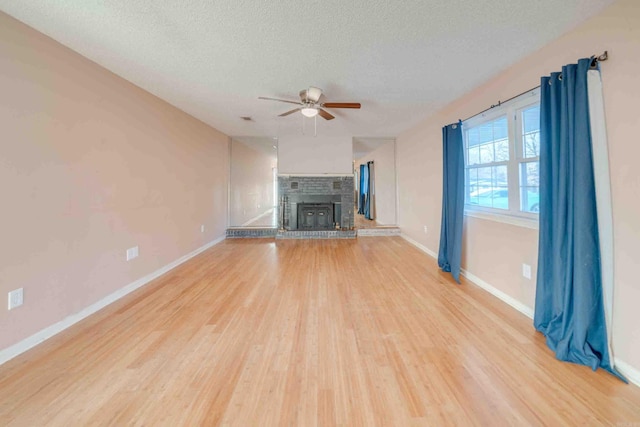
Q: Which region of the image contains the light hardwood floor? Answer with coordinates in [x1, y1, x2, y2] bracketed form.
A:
[1, 237, 639, 426]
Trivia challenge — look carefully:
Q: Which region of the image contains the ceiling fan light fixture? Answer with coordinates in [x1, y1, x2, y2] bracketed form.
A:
[259, 87, 360, 121]
[301, 107, 318, 118]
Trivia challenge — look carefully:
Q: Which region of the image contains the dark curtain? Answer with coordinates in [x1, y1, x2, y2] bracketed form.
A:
[534, 58, 624, 381]
[437, 121, 464, 283]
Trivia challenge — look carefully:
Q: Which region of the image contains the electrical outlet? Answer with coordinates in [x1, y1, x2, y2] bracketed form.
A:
[201, 225, 205, 233]
[8, 288, 23, 310]
[423, 225, 428, 234]
[522, 263, 532, 280]
[126, 246, 139, 261]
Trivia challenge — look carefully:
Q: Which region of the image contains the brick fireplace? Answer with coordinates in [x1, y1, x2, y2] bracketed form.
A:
[278, 176, 355, 231]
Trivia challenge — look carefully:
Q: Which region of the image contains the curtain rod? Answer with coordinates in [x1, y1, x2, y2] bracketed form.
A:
[451, 51, 608, 126]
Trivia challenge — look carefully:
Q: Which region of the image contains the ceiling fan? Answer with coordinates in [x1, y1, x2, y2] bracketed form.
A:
[259, 87, 361, 120]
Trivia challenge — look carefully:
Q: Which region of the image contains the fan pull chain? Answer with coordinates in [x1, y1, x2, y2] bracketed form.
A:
[300, 115, 318, 136]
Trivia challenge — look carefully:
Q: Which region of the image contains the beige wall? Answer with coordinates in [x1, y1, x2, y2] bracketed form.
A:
[397, 0, 640, 372]
[278, 136, 352, 175]
[0, 13, 229, 351]
[356, 141, 397, 225]
[229, 139, 277, 226]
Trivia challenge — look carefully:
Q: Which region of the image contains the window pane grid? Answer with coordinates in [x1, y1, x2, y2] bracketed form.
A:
[466, 165, 508, 210]
[518, 105, 540, 213]
[464, 95, 540, 218]
[466, 116, 509, 166]
[521, 105, 540, 159]
[519, 160, 539, 212]
[465, 115, 509, 211]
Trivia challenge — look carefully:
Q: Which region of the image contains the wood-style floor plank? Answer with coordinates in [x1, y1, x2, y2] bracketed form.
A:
[1, 237, 640, 426]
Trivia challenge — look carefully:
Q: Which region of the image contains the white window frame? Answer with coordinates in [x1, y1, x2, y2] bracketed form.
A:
[463, 89, 540, 229]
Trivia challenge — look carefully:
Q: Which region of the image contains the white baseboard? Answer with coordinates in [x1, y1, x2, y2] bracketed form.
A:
[0, 235, 226, 366]
[400, 233, 534, 319]
[357, 227, 401, 237]
[460, 268, 534, 319]
[614, 358, 640, 388]
[400, 233, 438, 258]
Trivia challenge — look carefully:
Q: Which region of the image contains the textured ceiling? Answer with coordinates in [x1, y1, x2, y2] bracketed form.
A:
[0, 0, 614, 139]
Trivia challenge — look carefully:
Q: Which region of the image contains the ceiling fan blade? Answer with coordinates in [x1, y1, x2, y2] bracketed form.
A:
[322, 102, 361, 109]
[317, 109, 335, 121]
[279, 108, 301, 117]
[258, 96, 302, 106]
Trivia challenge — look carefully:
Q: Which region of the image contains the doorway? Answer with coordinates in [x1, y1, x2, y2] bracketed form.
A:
[228, 137, 278, 228]
[352, 138, 398, 229]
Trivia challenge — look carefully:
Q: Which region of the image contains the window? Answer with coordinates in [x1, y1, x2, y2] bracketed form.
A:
[463, 90, 540, 225]
[466, 116, 509, 210]
[519, 105, 540, 213]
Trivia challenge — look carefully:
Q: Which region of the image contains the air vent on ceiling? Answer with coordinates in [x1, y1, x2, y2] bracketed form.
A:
[240, 116, 253, 121]
[291, 182, 299, 190]
[333, 181, 342, 190]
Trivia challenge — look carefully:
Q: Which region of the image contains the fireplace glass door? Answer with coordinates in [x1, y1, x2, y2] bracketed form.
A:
[298, 204, 333, 230]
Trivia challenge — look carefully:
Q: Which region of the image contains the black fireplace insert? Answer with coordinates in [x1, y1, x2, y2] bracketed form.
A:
[297, 203, 334, 230]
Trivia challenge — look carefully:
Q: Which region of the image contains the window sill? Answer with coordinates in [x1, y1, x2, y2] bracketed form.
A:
[464, 209, 538, 230]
